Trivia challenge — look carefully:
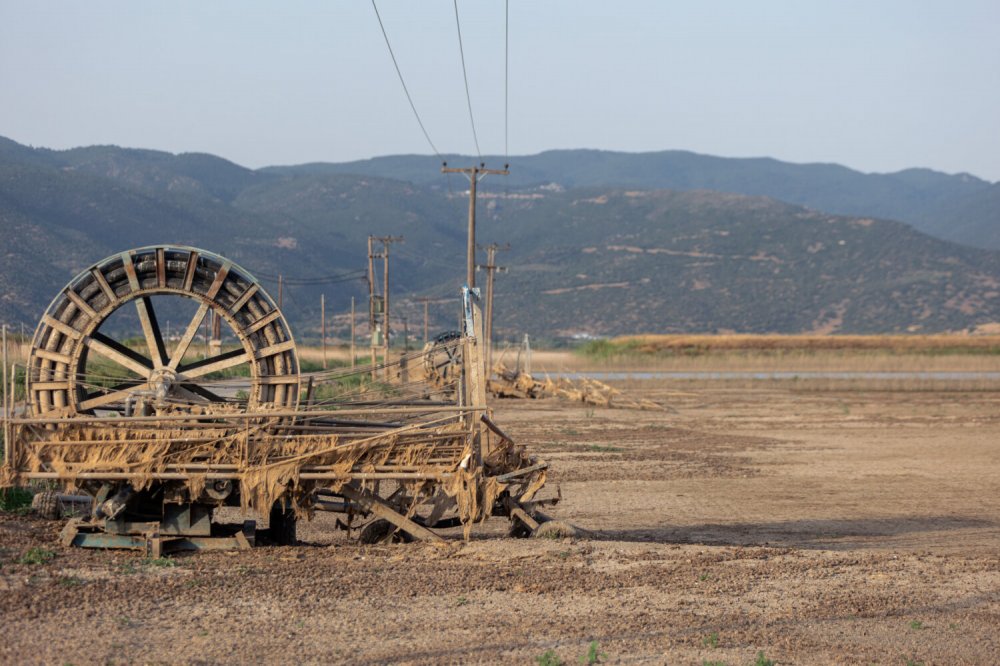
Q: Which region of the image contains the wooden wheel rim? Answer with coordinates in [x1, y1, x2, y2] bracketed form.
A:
[27, 245, 299, 417]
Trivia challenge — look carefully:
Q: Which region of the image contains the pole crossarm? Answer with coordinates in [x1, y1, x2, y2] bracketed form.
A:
[441, 163, 509, 290]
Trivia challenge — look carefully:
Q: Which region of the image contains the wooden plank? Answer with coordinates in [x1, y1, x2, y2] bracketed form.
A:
[156, 248, 166, 288]
[65, 289, 97, 319]
[253, 339, 296, 360]
[122, 252, 140, 291]
[91, 268, 117, 304]
[43, 315, 82, 340]
[246, 309, 281, 334]
[229, 283, 259, 314]
[338, 484, 445, 543]
[183, 250, 199, 291]
[205, 262, 231, 299]
[32, 348, 72, 365]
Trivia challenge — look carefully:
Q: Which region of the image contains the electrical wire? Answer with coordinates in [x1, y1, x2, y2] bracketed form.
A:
[505, 0, 509, 161]
[371, 0, 442, 157]
[452, 0, 482, 159]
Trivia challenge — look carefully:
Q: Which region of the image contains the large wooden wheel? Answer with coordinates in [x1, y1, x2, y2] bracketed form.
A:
[27, 245, 299, 417]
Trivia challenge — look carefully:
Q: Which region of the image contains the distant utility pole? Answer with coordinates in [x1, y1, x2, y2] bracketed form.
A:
[210, 309, 222, 356]
[350, 296, 356, 369]
[320, 293, 327, 370]
[441, 162, 509, 288]
[367, 235, 404, 380]
[477, 243, 509, 373]
[415, 297, 433, 345]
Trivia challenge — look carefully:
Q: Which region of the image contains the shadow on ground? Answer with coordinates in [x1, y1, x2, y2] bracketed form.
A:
[593, 515, 997, 550]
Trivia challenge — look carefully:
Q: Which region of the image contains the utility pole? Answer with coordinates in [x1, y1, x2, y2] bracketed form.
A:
[320, 293, 327, 370]
[441, 162, 509, 288]
[415, 297, 432, 345]
[277, 275, 283, 310]
[210, 310, 221, 356]
[350, 296, 356, 369]
[367, 235, 404, 381]
[477, 243, 509, 373]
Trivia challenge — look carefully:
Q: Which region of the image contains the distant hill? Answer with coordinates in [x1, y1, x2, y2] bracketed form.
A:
[265, 150, 997, 249]
[1, 136, 998, 338]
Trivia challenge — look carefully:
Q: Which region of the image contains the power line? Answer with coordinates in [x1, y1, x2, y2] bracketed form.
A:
[452, 0, 482, 159]
[371, 0, 441, 157]
[505, 0, 509, 161]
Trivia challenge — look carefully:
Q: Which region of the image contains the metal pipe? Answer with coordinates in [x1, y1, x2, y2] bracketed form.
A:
[10, 404, 488, 425]
[24, 471, 453, 481]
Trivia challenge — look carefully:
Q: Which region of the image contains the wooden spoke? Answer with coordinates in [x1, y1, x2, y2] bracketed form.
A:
[86, 333, 153, 378]
[178, 383, 228, 403]
[178, 348, 250, 380]
[167, 302, 210, 371]
[135, 296, 169, 368]
[78, 382, 145, 412]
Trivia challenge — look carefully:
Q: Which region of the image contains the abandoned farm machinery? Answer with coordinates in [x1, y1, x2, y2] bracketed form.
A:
[0, 245, 556, 554]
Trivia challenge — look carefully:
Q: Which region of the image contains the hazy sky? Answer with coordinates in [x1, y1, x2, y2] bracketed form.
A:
[2, 1, 999, 180]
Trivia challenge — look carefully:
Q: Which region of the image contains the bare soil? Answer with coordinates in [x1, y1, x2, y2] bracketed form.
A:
[2, 382, 999, 664]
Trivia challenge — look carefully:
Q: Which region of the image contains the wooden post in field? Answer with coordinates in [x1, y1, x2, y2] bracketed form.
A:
[321, 293, 327, 370]
[476, 243, 508, 375]
[350, 297, 356, 369]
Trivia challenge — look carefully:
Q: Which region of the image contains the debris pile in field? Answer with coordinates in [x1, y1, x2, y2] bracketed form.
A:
[487, 362, 663, 411]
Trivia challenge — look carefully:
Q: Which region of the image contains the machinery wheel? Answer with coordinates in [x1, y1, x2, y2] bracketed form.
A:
[533, 520, 578, 539]
[31, 490, 61, 520]
[421, 331, 463, 396]
[27, 245, 299, 416]
[358, 518, 413, 544]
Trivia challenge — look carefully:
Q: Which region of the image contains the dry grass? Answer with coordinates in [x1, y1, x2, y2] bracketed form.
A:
[609, 334, 1000, 354]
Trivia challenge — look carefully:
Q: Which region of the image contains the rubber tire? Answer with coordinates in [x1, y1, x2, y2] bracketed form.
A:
[32, 491, 61, 520]
[358, 519, 413, 544]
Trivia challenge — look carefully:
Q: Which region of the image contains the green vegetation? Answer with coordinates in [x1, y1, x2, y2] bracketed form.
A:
[534, 642, 607, 665]
[144, 557, 176, 568]
[702, 632, 719, 648]
[579, 641, 606, 664]
[19, 547, 56, 565]
[585, 444, 624, 453]
[578, 335, 1000, 360]
[909, 620, 924, 630]
[0, 487, 33, 512]
[536, 650, 563, 666]
[753, 652, 775, 666]
[702, 661, 726, 666]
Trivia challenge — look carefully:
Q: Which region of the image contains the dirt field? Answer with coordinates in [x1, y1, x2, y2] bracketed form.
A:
[2, 379, 999, 664]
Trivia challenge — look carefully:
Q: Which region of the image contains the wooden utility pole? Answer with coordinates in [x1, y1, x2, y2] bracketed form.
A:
[367, 237, 376, 378]
[367, 235, 404, 380]
[441, 162, 509, 288]
[320, 293, 327, 369]
[350, 296, 356, 369]
[415, 297, 432, 345]
[210, 309, 222, 356]
[477, 243, 509, 373]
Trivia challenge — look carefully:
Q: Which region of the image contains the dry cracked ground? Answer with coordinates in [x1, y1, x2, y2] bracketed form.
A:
[2, 381, 999, 664]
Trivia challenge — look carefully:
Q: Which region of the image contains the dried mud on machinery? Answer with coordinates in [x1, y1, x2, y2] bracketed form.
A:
[0, 245, 558, 554]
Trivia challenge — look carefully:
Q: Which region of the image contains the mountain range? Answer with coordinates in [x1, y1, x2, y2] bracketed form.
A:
[0, 135, 997, 340]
